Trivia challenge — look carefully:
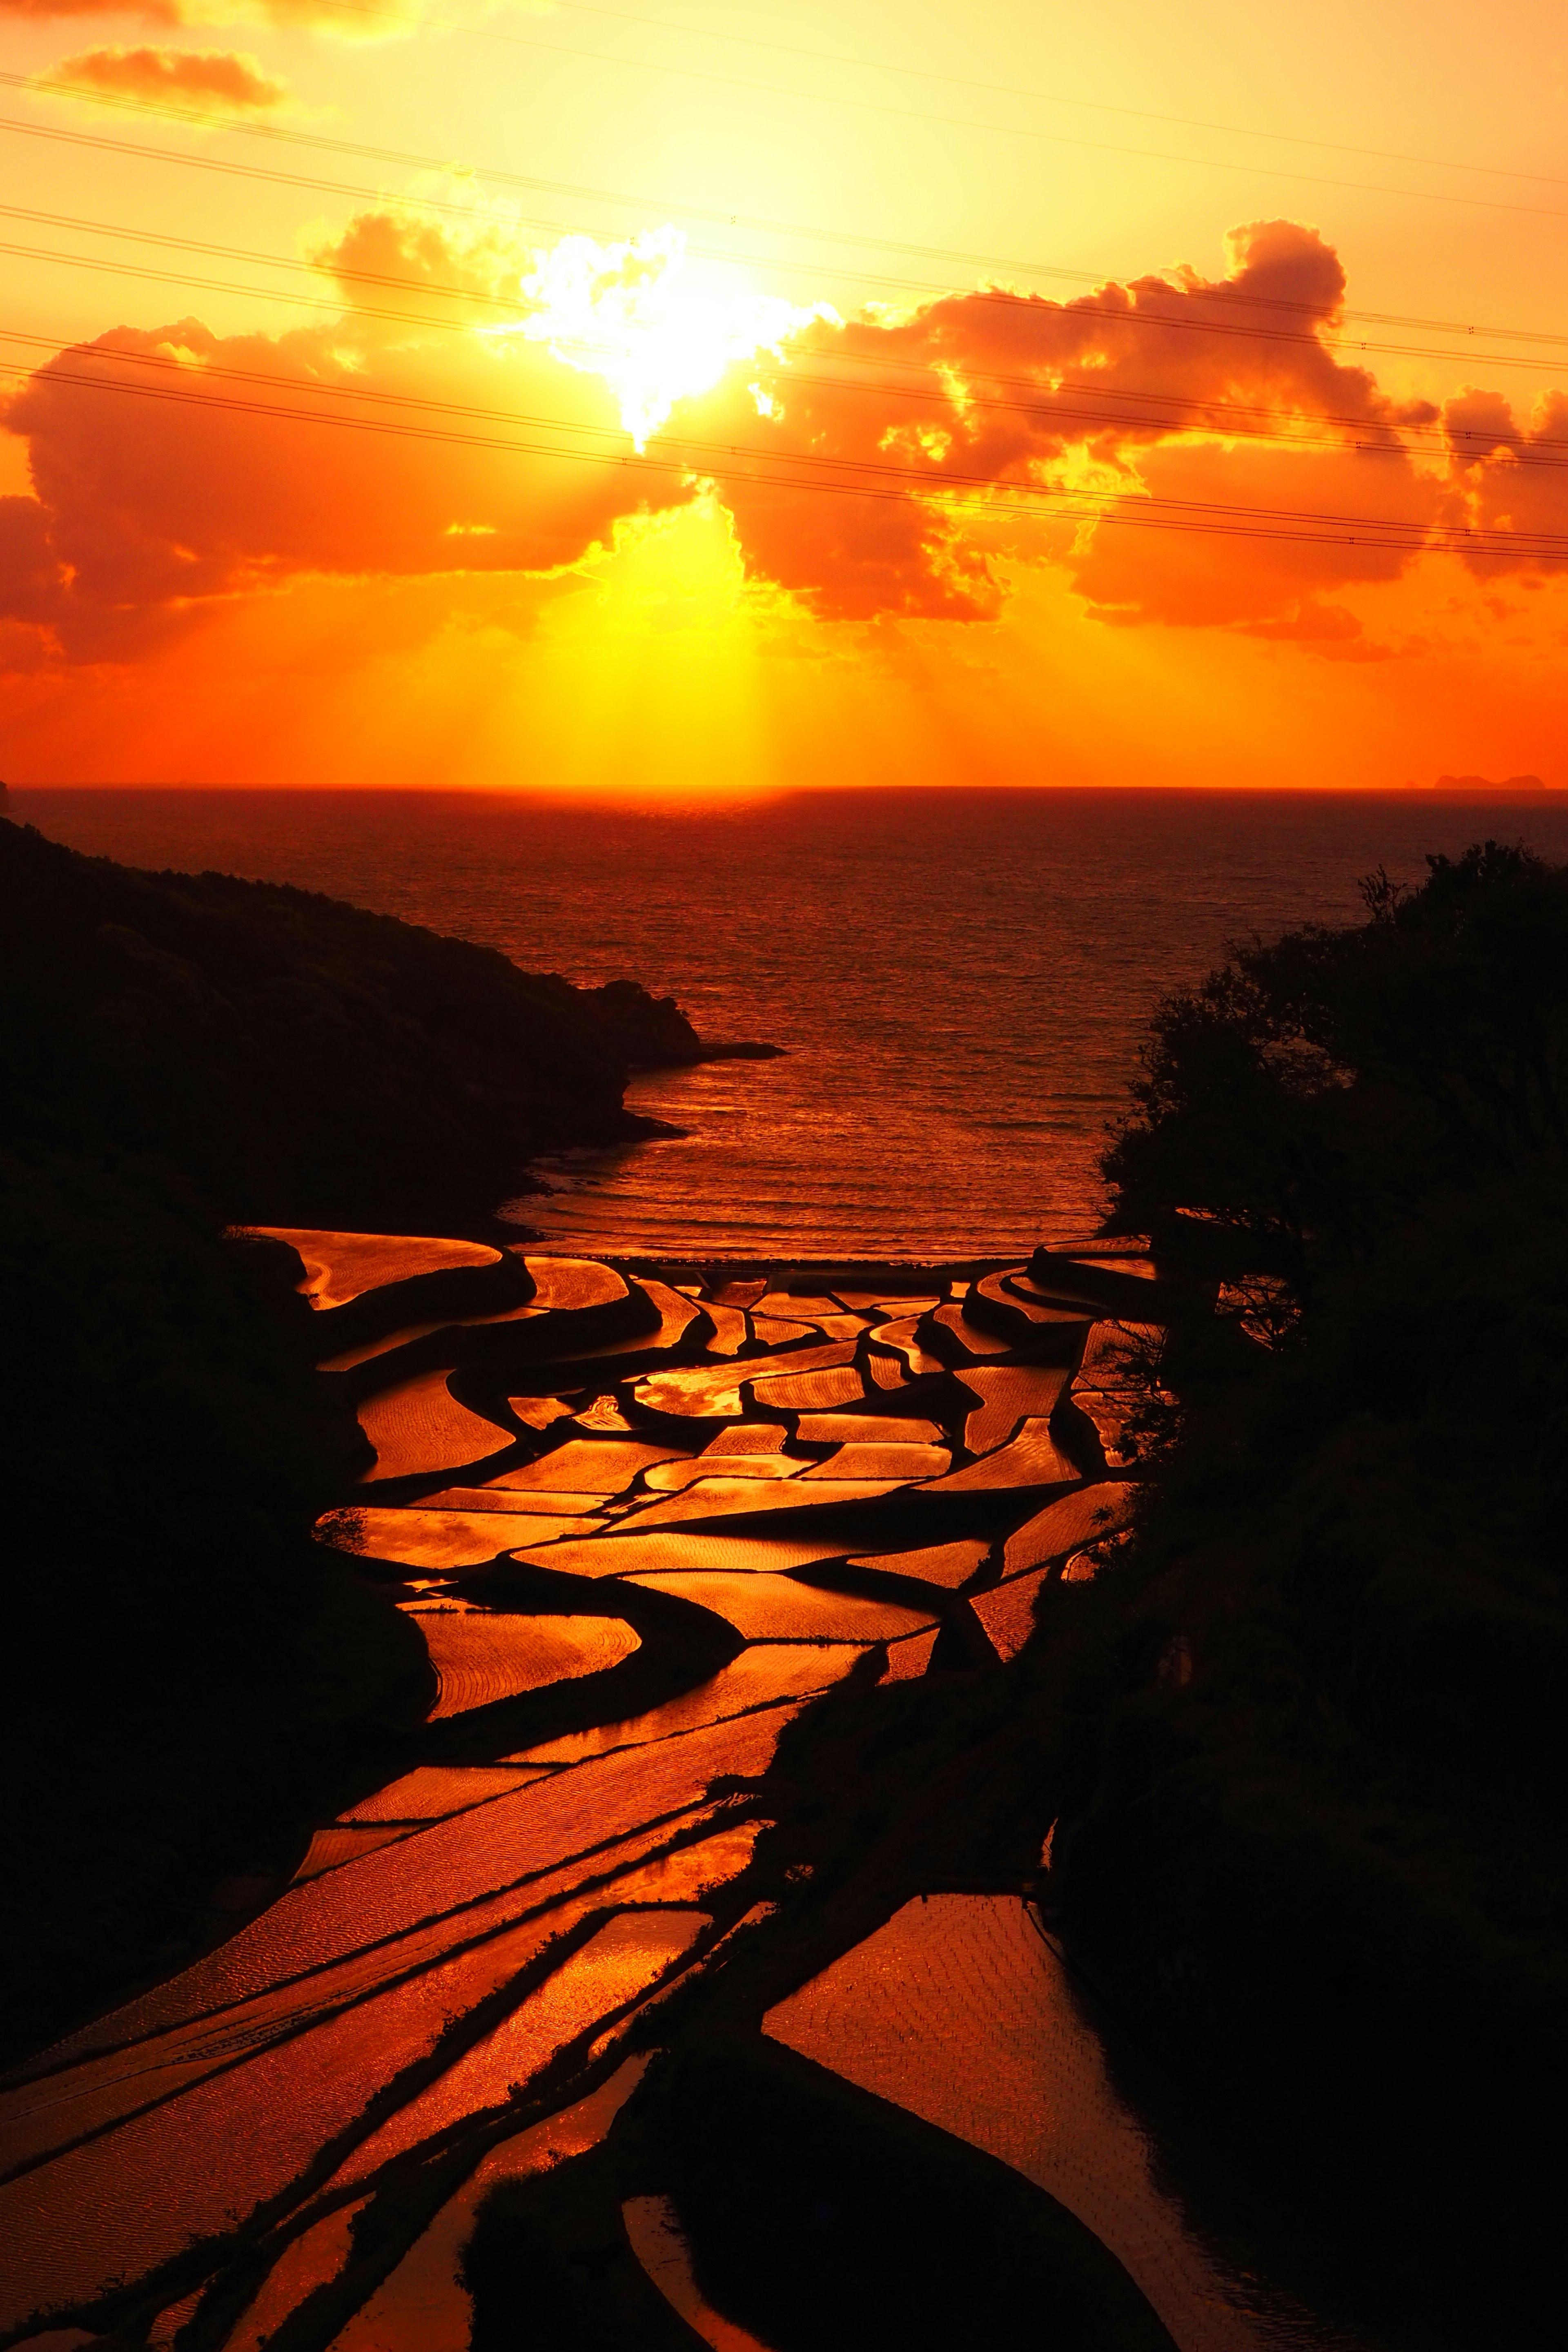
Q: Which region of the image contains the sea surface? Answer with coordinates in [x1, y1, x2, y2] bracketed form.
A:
[18, 785, 1568, 1258]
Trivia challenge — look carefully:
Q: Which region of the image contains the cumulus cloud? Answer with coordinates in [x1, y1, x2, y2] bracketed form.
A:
[5, 206, 1565, 665]
[47, 44, 292, 115]
[1442, 389, 1568, 576]
[675, 220, 1445, 630]
[0, 303, 691, 661]
[1070, 440, 1437, 628]
[306, 200, 539, 331]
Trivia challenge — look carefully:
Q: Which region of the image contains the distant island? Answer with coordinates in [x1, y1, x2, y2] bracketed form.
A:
[1429, 769, 1551, 792]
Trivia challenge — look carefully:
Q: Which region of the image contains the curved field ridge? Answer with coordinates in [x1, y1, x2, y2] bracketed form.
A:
[332, 1910, 710, 2183]
[625, 1572, 935, 1645]
[340, 1765, 555, 1825]
[253, 1229, 500, 1312]
[0, 1912, 583, 2321]
[325, 2062, 649, 2352]
[624, 2193, 773, 2351]
[764, 1896, 1283, 2352]
[1002, 1483, 1140, 1578]
[38, 1712, 795, 2063]
[3, 1235, 1241, 2350]
[971, 1568, 1051, 1661]
[411, 1611, 641, 1719]
[925, 1419, 1081, 1493]
[321, 1507, 602, 1569]
[521, 1258, 628, 1311]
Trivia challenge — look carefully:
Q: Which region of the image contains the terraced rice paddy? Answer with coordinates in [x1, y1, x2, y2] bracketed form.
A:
[321, 1507, 604, 1569]
[971, 1567, 1051, 1660]
[764, 1897, 1294, 2352]
[7, 1233, 1332, 2350]
[255, 1230, 501, 1311]
[411, 1610, 641, 1717]
[356, 1374, 516, 1483]
[625, 1572, 936, 1644]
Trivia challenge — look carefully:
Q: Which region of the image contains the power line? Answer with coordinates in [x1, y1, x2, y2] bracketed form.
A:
[547, 2, 1568, 192]
[7, 333, 1561, 564]
[20, 9, 1561, 229]
[7, 316, 1561, 472]
[46, 0, 1548, 203]
[9, 207, 1567, 385]
[7, 69, 1568, 347]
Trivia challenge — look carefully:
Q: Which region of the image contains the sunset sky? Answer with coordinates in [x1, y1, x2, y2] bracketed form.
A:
[2, 0, 1567, 791]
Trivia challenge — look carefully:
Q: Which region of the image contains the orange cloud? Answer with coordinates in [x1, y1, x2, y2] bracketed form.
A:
[46, 44, 292, 115]
[677, 221, 1446, 631]
[1069, 441, 1437, 630]
[5, 212, 1567, 684]
[0, 305, 691, 662]
[1443, 389, 1568, 578]
[6, 0, 429, 39]
[306, 203, 535, 331]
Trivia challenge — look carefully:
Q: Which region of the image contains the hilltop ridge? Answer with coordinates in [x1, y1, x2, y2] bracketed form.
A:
[0, 818, 744, 1230]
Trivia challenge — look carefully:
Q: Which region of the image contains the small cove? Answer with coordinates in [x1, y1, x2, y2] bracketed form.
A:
[19, 785, 1568, 1256]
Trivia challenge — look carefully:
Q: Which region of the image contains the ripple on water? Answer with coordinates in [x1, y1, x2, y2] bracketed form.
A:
[0, 1909, 577, 2329]
[323, 2060, 650, 2352]
[330, 1910, 710, 2183]
[764, 1895, 1353, 2352]
[409, 1610, 641, 1719]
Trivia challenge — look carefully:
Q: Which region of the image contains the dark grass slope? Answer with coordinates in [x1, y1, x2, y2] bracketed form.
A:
[0, 818, 733, 2060]
[463, 2036, 1175, 2352]
[1046, 842, 1568, 2349]
[0, 820, 706, 1230]
[0, 1150, 431, 2063]
[654, 2036, 1176, 2352]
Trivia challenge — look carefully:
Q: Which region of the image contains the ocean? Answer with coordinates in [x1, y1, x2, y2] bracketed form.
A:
[17, 786, 1568, 1260]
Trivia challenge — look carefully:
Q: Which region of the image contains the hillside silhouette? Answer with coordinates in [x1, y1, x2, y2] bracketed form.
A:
[0, 820, 727, 2053]
[0, 818, 712, 1230]
[1045, 841, 1568, 2345]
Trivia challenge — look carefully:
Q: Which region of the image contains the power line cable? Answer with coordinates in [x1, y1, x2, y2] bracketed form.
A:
[7, 315, 1561, 469]
[23, 4, 1557, 227]
[546, 1, 1568, 192]
[9, 55, 1568, 310]
[5, 333, 1557, 563]
[9, 208, 1566, 381]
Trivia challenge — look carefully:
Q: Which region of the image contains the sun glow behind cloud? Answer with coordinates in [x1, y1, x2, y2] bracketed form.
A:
[506, 226, 831, 447]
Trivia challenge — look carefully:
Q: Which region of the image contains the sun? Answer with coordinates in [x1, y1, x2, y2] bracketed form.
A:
[502, 226, 830, 449]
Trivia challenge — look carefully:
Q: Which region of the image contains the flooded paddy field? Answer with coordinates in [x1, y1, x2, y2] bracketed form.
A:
[0, 1232, 1370, 2352]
